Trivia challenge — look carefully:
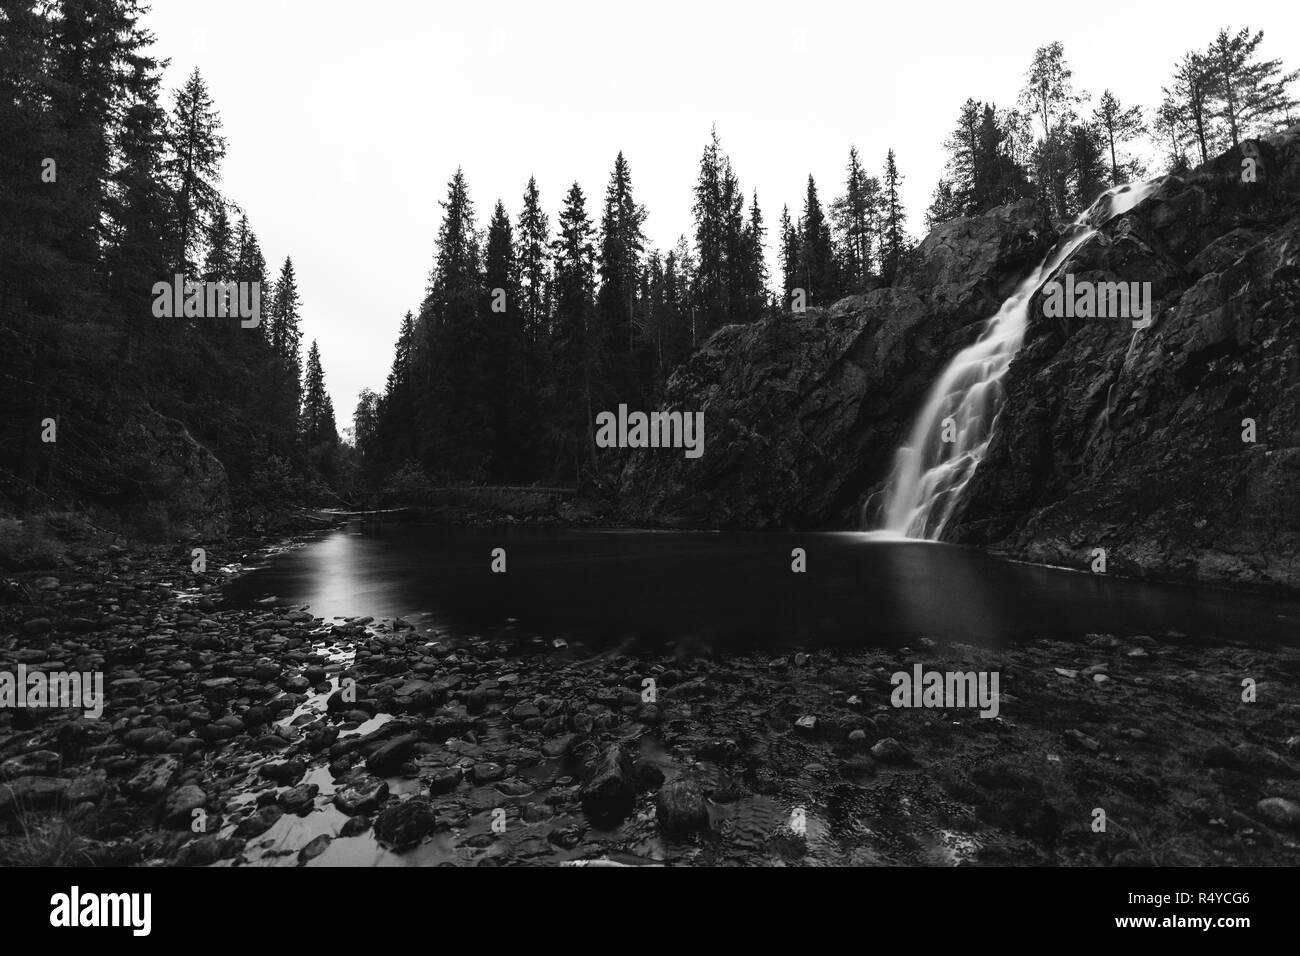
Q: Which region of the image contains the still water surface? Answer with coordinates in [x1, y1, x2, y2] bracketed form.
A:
[221, 522, 1300, 653]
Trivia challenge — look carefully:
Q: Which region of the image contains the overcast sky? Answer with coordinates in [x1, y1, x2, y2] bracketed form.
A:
[142, 0, 1299, 433]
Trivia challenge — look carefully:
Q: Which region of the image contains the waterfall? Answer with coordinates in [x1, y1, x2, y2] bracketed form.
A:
[872, 180, 1162, 539]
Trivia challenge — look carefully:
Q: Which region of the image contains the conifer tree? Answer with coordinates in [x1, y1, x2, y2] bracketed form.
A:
[692, 128, 746, 334]
[266, 256, 304, 443]
[778, 205, 799, 310]
[549, 182, 598, 480]
[1093, 90, 1147, 185]
[1164, 51, 1216, 165]
[880, 149, 908, 285]
[797, 176, 837, 306]
[415, 168, 486, 477]
[516, 176, 551, 346]
[1205, 28, 1299, 147]
[204, 205, 234, 281]
[831, 146, 878, 291]
[233, 214, 269, 340]
[484, 198, 529, 478]
[597, 151, 647, 403]
[164, 68, 226, 272]
[1068, 123, 1109, 211]
[301, 340, 338, 447]
[741, 190, 770, 318]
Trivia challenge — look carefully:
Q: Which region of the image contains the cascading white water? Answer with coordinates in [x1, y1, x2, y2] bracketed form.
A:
[873, 179, 1162, 539]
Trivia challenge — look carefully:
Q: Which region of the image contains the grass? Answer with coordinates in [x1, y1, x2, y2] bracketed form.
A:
[0, 806, 97, 867]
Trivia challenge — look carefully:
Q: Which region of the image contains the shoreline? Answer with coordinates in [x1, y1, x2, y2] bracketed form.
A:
[1, 528, 1299, 866]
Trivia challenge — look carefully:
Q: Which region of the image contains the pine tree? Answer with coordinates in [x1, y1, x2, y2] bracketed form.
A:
[301, 340, 338, 446]
[597, 151, 647, 404]
[549, 182, 598, 481]
[942, 100, 984, 213]
[741, 190, 770, 318]
[484, 198, 529, 479]
[976, 105, 1031, 208]
[880, 149, 908, 285]
[233, 214, 269, 339]
[797, 176, 837, 306]
[266, 256, 304, 444]
[925, 180, 960, 230]
[164, 68, 226, 273]
[1152, 95, 1190, 173]
[203, 205, 234, 280]
[484, 199, 517, 310]
[668, 234, 697, 353]
[778, 205, 799, 310]
[48, 0, 159, 269]
[1164, 51, 1216, 165]
[831, 146, 877, 290]
[353, 388, 382, 480]
[377, 311, 417, 471]
[1205, 28, 1300, 147]
[1093, 90, 1147, 185]
[102, 48, 172, 350]
[691, 128, 746, 335]
[1068, 123, 1109, 212]
[415, 168, 486, 477]
[516, 176, 551, 346]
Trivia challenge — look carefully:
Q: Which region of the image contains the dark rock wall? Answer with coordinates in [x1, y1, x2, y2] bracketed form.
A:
[616, 201, 1051, 529]
[616, 128, 1300, 592]
[952, 129, 1300, 591]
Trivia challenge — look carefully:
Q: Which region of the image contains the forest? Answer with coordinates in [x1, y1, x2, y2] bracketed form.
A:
[1, 1, 1295, 529]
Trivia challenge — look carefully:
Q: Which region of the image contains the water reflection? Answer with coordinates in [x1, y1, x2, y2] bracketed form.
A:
[222, 524, 1300, 653]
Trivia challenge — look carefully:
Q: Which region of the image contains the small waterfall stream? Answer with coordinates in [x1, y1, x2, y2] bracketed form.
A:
[872, 179, 1162, 539]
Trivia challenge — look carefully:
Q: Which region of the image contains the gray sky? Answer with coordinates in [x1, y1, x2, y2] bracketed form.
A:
[143, 0, 1299, 432]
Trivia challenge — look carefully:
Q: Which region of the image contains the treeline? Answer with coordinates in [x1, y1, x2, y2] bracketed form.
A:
[926, 31, 1298, 227]
[356, 134, 915, 488]
[0, 0, 343, 521]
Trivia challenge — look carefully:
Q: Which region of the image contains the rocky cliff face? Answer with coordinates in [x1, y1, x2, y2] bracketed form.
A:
[616, 200, 1052, 528]
[950, 128, 1300, 591]
[116, 409, 230, 540]
[617, 127, 1300, 592]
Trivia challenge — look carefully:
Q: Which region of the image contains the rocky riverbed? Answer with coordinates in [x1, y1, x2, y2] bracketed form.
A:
[2, 535, 1299, 867]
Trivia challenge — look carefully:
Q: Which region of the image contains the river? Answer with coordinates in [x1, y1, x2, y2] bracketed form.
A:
[222, 521, 1300, 653]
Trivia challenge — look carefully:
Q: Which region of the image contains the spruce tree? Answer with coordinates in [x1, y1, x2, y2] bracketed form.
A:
[691, 128, 747, 335]
[415, 168, 486, 477]
[301, 340, 338, 447]
[880, 149, 908, 285]
[831, 146, 877, 290]
[516, 176, 551, 346]
[597, 151, 647, 404]
[549, 182, 598, 481]
[103, 52, 172, 350]
[164, 68, 226, 273]
[778, 205, 800, 310]
[233, 214, 269, 340]
[741, 190, 769, 318]
[484, 198, 529, 479]
[797, 176, 836, 306]
[266, 256, 304, 444]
